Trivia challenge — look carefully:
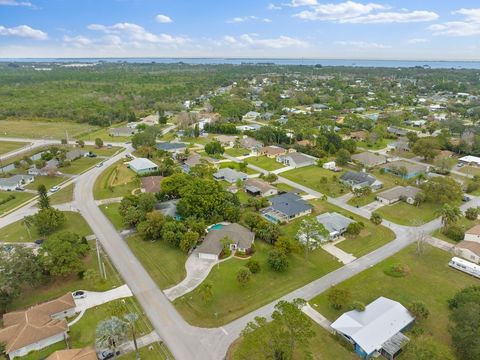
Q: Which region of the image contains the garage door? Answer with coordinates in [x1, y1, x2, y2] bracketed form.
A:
[198, 252, 218, 261]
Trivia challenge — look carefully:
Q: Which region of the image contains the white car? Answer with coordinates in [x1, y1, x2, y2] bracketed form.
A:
[72, 290, 87, 299]
[49, 186, 60, 193]
[96, 162, 104, 168]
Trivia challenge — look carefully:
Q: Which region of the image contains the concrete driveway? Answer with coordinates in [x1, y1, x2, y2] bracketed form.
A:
[74, 284, 133, 312]
[361, 200, 385, 213]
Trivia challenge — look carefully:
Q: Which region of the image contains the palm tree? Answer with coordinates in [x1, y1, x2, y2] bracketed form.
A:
[198, 281, 213, 303]
[22, 216, 33, 241]
[437, 204, 461, 229]
[123, 313, 140, 360]
[96, 317, 129, 360]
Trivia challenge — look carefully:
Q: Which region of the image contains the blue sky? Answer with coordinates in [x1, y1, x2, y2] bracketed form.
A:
[1, 0, 480, 59]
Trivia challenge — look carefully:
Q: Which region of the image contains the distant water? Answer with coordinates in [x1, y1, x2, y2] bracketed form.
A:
[1, 57, 480, 69]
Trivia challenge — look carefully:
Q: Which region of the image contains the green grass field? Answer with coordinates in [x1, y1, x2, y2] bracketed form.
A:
[224, 147, 251, 157]
[376, 201, 439, 226]
[0, 211, 92, 243]
[79, 125, 132, 142]
[0, 119, 97, 139]
[119, 342, 173, 360]
[25, 175, 66, 190]
[174, 241, 340, 327]
[245, 156, 285, 171]
[94, 160, 139, 200]
[0, 140, 26, 155]
[281, 166, 348, 197]
[82, 145, 122, 157]
[0, 190, 35, 215]
[126, 235, 188, 289]
[49, 183, 74, 205]
[347, 193, 377, 207]
[219, 161, 258, 175]
[61, 157, 102, 174]
[459, 165, 480, 177]
[274, 182, 306, 195]
[310, 244, 478, 349]
[99, 202, 124, 230]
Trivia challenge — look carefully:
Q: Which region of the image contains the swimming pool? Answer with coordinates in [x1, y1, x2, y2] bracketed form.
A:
[209, 223, 225, 230]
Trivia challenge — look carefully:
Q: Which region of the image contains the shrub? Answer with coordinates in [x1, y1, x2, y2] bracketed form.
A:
[327, 287, 352, 310]
[236, 267, 252, 286]
[267, 249, 289, 272]
[349, 301, 366, 312]
[245, 259, 260, 274]
[370, 212, 382, 225]
[345, 222, 363, 236]
[384, 263, 411, 278]
[408, 301, 430, 322]
[443, 225, 464, 242]
[465, 207, 479, 221]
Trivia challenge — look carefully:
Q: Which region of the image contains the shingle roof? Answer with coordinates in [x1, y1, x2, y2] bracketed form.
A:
[316, 212, 354, 234]
[465, 224, 480, 236]
[456, 240, 480, 256]
[140, 176, 163, 193]
[155, 142, 186, 151]
[376, 186, 421, 201]
[284, 152, 315, 165]
[244, 178, 276, 195]
[46, 347, 97, 360]
[269, 192, 312, 217]
[340, 171, 377, 186]
[213, 168, 247, 183]
[197, 223, 254, 255]
[351, 152, 387, 166]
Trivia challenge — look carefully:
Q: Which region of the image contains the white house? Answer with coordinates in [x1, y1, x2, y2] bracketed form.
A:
[459, 155, 480, 167]
[464, 224, 480, 243]
[128, 158, 158, 175]
[277, 152, 316, 168]
[376, 186, 421, 205]
[0, 175, 34, 191]
[323, 161, 337, 170]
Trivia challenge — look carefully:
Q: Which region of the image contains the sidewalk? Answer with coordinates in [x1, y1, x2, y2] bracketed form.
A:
[302, 304, 333, 333]
[322, 243, 357, 264]
[426, 236, 455, 252]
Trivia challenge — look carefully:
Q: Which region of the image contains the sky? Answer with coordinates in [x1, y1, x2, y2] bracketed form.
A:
[1, 0, 480, 60]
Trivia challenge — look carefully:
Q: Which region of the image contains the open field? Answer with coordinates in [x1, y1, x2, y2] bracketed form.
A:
[61, 157, 102, 174]
[94, 160, 139, 200]
[0, 190, 35, 216]
[274, 182, 306, 195]
[0, 140, 26, 155]
[0, 211, 92, 243]
[376, 201, 439, 226]
[83, 145, 122, 157]
[0, 119, 97, 139]
[281, 166, 348, 197]
[245, 156, 285, 171]
[310, 244, 478, 350]
[99, 202, 124, 230]
[126, 235, 188, 289]
[224, 147, 251, 157]
[49, 183, 74, 205]
[347, 193, 377, 207]
[25, 175, 67, 190]
[78, 125, 132, 142]
[174, 241, 340, 327]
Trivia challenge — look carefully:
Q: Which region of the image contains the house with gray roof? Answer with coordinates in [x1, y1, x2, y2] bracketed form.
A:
[181, 152, 202, 173]
[381, 160, 427, 179]
[244, 178, 278, 197]
[340, 171, 383, 191]
[376, 186, 421, 205]
[331, 297, 414, 359]
[155, 142, 187, 153]
[197, 223, 255, 260]
[261, 192, 312, 223]
[108, 127, 137, 137]
[277, 152, 316, 168]
[128, 158, 158, 175]
[0, 174, 34, 191]
[352, 152, 387, 168]
[240, 137, 263, 152]
[65, 150, 88, 161]
[316, 212, 355, 241]
[387, 126, 409, 137]
[213, 168, 248, 184]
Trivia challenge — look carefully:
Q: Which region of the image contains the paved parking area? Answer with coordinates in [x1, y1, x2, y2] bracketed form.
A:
[74, 284, 133, 312]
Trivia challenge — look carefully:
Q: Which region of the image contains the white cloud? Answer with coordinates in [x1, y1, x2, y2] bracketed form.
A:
[0, 0, 32, 7]
[63, 35, 93, 47]
[87, 22, 187, 45]
[429, 8, 480, 36]
[155, 14, 173, 24]
[222, 34, 307, 48]
[0, 25, 47, 40]
[407, 38, 429, 44]
[293, 1, 437, 24]
[227, 16, 272, 24]
[335, 40, 391, 49]
[290, 0, 317, 7]
[268, 3, 282, 10]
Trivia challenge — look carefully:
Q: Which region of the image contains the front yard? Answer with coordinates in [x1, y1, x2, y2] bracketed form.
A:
[60, 157, 102, 174]
[376, 201, 439, 226]
[0, 190, 35, 215]
[99, 202, 124, 230]
[245, 156, 286, 171]
[25, 175, 66, 190]
[310, 244, 478, 350]
[93, 160, 139, 200]
[224, 147, 251, 157]
[219, 161, 258, 175]
[281, 166, 348, 197]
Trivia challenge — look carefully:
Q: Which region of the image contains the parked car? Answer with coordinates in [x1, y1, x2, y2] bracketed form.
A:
[125, 154, 134, 160]
[15, 187, 25, 191]
[34, 239, 44, 245]
[50, 186, 60, 193]
[97, 349, 120, 360]
[96, 162, 104, 168]
[72, 290, 87, 299]
[463, 195, 471, 202]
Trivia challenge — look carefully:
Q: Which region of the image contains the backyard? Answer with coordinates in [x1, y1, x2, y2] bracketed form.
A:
[224, 147, 251, 157]
[93, 160, 139, 200]
[281, 166, 348, 197]
[309, 244, 478, 350]
[245, 156, 286, 171]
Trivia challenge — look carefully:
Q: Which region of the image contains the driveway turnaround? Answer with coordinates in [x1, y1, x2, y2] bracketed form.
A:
[74, 284, 133, 312]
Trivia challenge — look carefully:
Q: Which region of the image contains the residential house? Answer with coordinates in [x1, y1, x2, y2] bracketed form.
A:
[454, 240, 480, 264]
[312, 103, 329, 111]
[465, 224, 480, 242]
[155, 142, 187, 153]
[65, 150, 87, 161]
[376, 186, 421, 205]
[0, 293, 76, 359]
[181, 152, 202, 173]
[140, 176, 163, 193]
[296, 139, 314, 147]
[244, 178, 278, 197]
[239, 137, 263, 152]
[340, 171, 383, 191]
[315, 212, 355, 241]
[0, 175, 34, 191]
[350, 131, 368, 141]
[197, 223, 254, 260]
[391, 138, 410, 152]
[213, 168, 248, 184]
[242, 111, 260, 120]
[459, 155, 480, 167]
[46, 347, 96, 360]
[236, 124, 261, 132]
[323, 161, 340, 171]
[108, 127, 136, 137]
[28, 159, 60, 177]
[351, 152, 387, 168]
[277, 115, 288, 125]
[387, 126, 409, 137]
[261, 192, 312, 223]
[215, 135, 238, 147]
[259, 145, 288, 158]
[277, 152, 316, 168]
[331, 297, 414, 359]
[128, 158, 158, 175]
[381, 160, 427, 179]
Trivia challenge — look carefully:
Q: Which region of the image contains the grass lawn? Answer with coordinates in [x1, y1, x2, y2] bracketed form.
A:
[20, 342, 66, 360]
[432, 216, 480, 244]
[356, 138, 392, 150]
[0, 119, 97, 139]
[347, 193, 377, 207]
[99, 202, 124, 230]
[310, 244, 479, 348]
[371, 169, 408, 190]
[219, 161, 257, 175]
[174, 241, 341, 327]
[0, 140, 26, 155]
[49, 183, 74, 205]
[0, 190, 35, 215]
[0, 211, 92, 243]
[227, 319, 357, 360]
[459, 165, 480, 177]
[119, 342, 173, 360]
[281, 166, 348, 197]
[224, 147, 251, 157]
[126, 235, 188, 289]
[94, 160, 139, 200]
[78, 126, 131, 142]
[275, 182, 306, 195]
[376, 201, 439, 226]
[83, 145, 122, 157]
[11, 242, 121, 311]
[245, 156, 285, 171]
[25, 175, 66, 190]
[61, 157, 102, 174]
